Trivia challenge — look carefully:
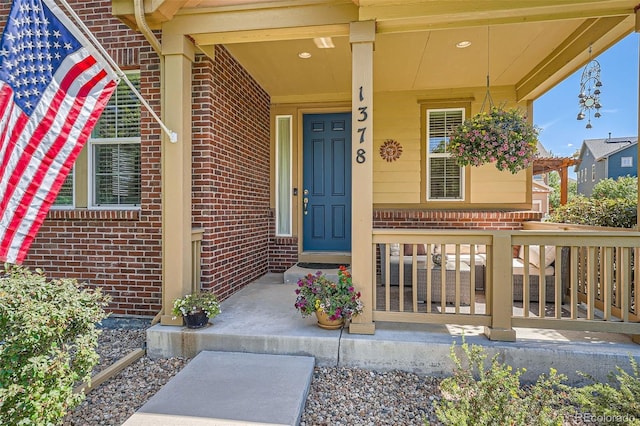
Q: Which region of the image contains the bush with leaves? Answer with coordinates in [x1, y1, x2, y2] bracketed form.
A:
[570, 356, 640, 425]
[591, 176, 638, 201]
[0, 265, 110, 425]
[434, 340, 572, 426]
[549, 196, 636, 228]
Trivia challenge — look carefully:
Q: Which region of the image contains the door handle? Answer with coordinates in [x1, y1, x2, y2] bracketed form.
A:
[303, 197, 309, 215]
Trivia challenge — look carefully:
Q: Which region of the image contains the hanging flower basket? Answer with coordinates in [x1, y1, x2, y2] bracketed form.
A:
[446, 106, 539, 174]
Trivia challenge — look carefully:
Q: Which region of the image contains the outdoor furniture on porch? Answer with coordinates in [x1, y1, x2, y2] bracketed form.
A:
[379, 244, 476, 304]
[512, 245, 568, 303]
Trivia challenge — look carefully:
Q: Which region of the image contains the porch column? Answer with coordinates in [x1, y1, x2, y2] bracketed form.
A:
[160, 35, 195, 325]
[484, 232, 516, 341]
[349, 21, 376, 335]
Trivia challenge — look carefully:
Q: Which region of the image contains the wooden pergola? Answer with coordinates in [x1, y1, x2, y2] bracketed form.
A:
[533, 157, 579, 205]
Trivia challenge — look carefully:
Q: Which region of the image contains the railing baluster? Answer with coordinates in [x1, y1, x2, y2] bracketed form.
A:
[603, 247, 613, 321]
[569, 246, 580, 319]
[426, 243, 432, 313]
[411, 247, 418, 312]
[554, 246, 562, 319]
[539, 244, 545, 318]
[523, 245, 530, 318]
[470, 244, 476, 315]
[454, 244, 461, 314]
[385, 243, 391, 312]
[587, 246, 597, 320]
[621, 247, 631, 323]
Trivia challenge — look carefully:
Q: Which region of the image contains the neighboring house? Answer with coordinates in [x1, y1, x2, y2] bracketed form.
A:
[532, 179, 552, 216]
[575, 136, 638, 196]
[5, 1, 637, 331]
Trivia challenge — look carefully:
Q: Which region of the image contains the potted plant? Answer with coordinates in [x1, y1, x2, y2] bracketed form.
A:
[294, 265, 364, 329]
[446, 106, 539, 174]
[172, 291, 221, 329]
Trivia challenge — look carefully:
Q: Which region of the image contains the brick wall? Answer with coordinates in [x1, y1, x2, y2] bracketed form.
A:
[192, 46, 271, 300]
[374, 209, 543, 230]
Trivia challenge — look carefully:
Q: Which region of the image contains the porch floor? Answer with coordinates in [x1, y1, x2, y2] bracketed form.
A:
[147, 272, 640, 385]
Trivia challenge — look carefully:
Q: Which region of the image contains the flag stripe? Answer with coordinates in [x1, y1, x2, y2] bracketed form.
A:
[2, 62, 107, 252]
[0, 54, 98, 223]
[13, 74, 116, 260]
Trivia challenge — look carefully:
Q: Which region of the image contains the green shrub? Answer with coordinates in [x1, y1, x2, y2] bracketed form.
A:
[0, 265, 110, 425]
[434, 340, 572, 425]
[592, 176, 638, 201]
[549, 196, 636, 228]
[570, 356, 640, 425]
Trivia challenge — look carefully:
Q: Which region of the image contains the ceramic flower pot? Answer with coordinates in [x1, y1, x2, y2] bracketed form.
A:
[184, 310, 209, 329]
[315, 309, 344, 330]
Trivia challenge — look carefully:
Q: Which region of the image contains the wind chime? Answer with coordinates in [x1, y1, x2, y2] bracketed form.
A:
[577, 45, 603, 129]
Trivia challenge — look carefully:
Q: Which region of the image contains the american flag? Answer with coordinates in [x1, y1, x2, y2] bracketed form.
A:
[0, 0, 118, 264]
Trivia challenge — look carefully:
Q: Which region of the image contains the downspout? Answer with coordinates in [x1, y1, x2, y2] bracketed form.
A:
[134, 0, 164, 324]
[133, 0, 161, 55]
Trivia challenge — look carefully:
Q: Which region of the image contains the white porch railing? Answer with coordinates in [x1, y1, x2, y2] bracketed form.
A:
[372, 226, 640, 340]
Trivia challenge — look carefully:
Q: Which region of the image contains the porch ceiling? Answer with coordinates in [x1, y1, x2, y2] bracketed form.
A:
[112, 0, 637, 103]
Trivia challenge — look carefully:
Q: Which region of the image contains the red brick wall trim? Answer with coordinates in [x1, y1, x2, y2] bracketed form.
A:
[374, 209, 543, 230]
[47, 210, 140, 221]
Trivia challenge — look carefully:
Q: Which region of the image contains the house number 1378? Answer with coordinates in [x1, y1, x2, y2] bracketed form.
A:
[356, 86, 367, 163]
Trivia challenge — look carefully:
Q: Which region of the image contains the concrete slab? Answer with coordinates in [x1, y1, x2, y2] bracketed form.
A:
[146, 273, 640, 386]
[124, 351, 314, 426]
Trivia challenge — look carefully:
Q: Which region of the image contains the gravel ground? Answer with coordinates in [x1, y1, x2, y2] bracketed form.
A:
[63, 326, 585, 426]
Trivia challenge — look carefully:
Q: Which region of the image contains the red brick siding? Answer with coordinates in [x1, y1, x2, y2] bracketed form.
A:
[269, 232, 298, 272]
[192, 46, 271, 300]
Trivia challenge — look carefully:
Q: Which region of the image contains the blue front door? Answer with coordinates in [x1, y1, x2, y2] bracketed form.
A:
[302, 113, 352, 252]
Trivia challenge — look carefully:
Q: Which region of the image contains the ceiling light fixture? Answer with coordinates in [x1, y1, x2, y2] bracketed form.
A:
[577, 45, 603, 129]
[298, 52, 312, 59]
[313, 37, 335, 49]
[456, 40, 472, 48]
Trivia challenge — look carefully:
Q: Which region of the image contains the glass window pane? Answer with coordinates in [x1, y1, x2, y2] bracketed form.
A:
[93, 143, 141, 206]
[276, 116, 292, 236]
[92, 74, 140, 139]
[90, 72, 141, 208]
[53, 169, 73, 207]
[427, 108, 463, 200]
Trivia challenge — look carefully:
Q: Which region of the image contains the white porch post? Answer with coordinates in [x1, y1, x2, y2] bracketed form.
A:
[349, 21, 376, 335]
[160, 35, 195, 325]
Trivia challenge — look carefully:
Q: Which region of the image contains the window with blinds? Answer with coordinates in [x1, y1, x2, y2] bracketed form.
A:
[427, 109, 464, 200]
[52, 169, 74, 207]
[90, 73, 141, 207]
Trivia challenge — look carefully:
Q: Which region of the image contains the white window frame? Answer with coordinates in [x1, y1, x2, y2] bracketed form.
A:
[275, 115, 292, 236]
[426, 108, 465, 201]
[88, 137, 141, 209]
[621, 156, 633, 168]
[88, 71, 141, 210]
[591, 164, 596, 182]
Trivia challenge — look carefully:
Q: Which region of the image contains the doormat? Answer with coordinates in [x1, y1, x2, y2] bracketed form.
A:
[296, 263, 349, 270]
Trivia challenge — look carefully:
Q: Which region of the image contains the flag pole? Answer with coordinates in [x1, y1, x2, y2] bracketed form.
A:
[54, 0, 179, 143]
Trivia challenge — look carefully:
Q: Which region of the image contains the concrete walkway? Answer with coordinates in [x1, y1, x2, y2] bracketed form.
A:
[123, 351, 314, 426]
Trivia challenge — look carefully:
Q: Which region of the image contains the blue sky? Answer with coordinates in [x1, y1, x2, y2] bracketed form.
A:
[534, 33, 639, 163]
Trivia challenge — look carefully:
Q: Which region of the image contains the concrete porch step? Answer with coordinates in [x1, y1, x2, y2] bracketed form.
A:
[123, 351, 314, 426]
